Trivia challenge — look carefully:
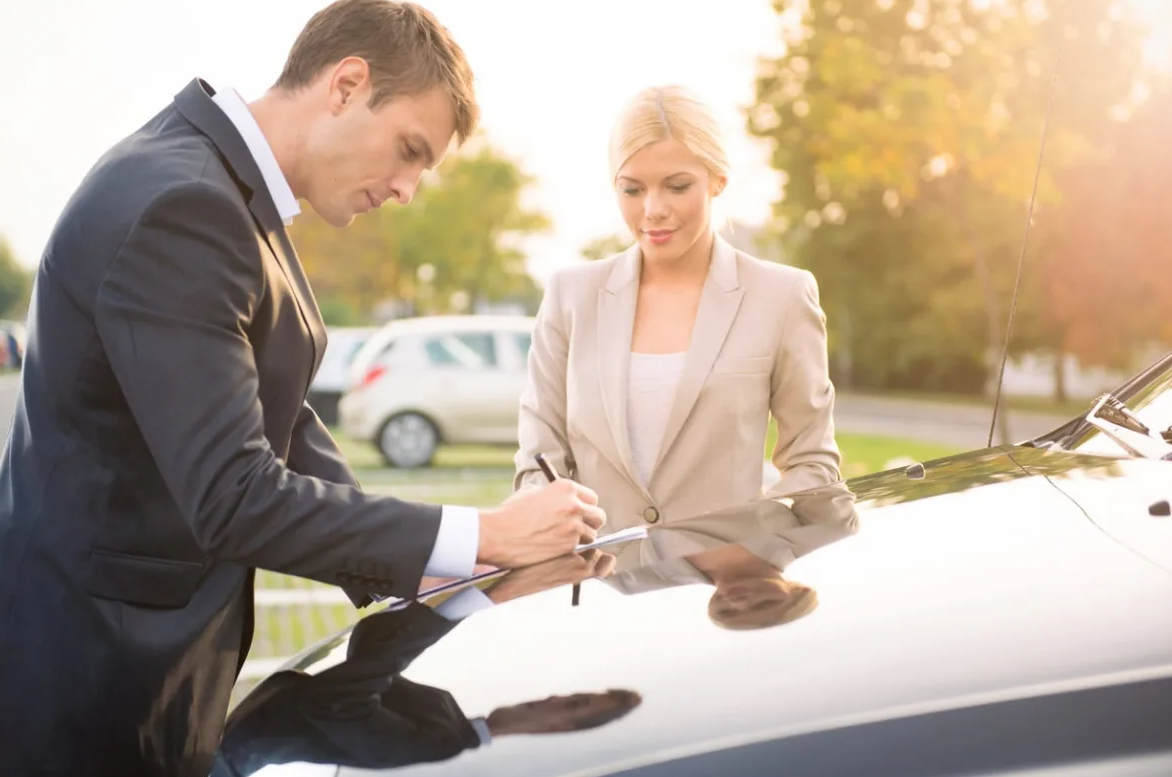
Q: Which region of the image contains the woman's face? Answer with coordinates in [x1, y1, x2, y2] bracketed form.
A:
[614, 139, 723, 268]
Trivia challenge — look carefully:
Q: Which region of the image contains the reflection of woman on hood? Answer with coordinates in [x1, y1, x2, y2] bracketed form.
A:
[601, 482, 857, 631]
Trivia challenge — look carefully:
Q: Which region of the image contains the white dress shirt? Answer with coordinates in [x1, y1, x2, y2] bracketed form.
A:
[210, 85, 480, 580]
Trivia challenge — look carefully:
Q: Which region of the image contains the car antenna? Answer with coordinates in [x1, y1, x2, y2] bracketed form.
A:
[986, 31, 1064, 449]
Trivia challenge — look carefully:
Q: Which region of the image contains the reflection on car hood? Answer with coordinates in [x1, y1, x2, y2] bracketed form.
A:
[214, 446, 1172, 777]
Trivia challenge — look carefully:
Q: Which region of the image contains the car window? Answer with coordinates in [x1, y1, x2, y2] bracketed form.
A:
[514, 332, 532, 360]
[424, 332, 498, 369]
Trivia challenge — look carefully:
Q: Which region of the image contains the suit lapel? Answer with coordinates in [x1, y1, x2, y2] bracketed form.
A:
[652, 237, 744, 475]
[596, 246, 651, 499]
[173, 78, 327, 383]
[271, 229, 328, 377]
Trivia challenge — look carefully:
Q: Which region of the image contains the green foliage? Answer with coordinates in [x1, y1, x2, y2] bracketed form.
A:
[291, 138, 549, 317]
[580, 233, 632, 261]
[0, 236, 32, 318]
[747, 0, 1152, 394]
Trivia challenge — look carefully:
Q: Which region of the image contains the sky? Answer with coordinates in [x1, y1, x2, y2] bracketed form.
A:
[0, 0, 1168, 284]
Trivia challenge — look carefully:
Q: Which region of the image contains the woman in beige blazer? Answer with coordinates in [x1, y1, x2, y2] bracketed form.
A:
[514, 85, 841, 533]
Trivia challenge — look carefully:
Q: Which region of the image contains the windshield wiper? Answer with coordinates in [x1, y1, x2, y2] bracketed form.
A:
[1081, 393, 1172, 460]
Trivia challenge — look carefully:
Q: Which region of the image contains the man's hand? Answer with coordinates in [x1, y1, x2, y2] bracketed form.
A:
[484, 548, 616, 605]
[476, 479, 606, 569]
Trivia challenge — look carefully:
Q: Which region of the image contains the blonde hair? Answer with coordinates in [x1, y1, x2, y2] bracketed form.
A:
[608, 85, 730, 184]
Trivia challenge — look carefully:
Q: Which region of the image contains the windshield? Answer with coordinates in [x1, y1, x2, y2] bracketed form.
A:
[1060, 355, 1172, 458]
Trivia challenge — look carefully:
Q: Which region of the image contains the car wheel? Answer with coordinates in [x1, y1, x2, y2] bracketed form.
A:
[378, 412, 439, 468]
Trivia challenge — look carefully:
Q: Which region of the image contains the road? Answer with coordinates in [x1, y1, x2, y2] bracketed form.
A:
[833, 393, 1072, 448]
[0, 372, 1073, 453]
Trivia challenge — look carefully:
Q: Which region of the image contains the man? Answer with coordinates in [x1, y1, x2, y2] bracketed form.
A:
[0, 1, 604, 775]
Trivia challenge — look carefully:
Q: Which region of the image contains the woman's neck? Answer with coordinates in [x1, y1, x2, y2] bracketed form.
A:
[641, 231, 715, 288]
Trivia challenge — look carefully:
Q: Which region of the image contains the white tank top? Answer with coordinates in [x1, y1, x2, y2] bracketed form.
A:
[626, 352, 687, 487]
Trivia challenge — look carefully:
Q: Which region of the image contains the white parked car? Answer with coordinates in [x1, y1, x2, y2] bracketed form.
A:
[338, 315, 535, 467]
[307, 326, 379, 426]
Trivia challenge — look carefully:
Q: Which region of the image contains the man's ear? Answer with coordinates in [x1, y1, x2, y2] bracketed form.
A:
[327, 56, 372, 114]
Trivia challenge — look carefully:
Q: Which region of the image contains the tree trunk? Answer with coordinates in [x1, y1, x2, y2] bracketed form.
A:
[956, 175, 1013, 446]
[1053, 347, 1068, 405]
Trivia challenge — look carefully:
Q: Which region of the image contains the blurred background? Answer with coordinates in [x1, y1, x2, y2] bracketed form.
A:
[2, 0, 1171, 692]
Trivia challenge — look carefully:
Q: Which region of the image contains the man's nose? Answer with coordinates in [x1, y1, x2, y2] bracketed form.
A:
[389, 177, 418, 206]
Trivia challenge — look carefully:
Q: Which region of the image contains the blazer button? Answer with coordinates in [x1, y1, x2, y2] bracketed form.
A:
[642, 506, 660, 524]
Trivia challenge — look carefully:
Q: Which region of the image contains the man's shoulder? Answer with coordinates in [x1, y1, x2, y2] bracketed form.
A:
[92, 116, 242, 219]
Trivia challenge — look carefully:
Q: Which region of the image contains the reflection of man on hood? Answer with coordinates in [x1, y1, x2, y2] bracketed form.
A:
[602, 483, 858, 630]
[213, 553, 640, 776]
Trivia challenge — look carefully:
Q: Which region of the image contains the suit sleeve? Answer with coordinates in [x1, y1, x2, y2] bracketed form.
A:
[513, 270, 575, 490]
[93, 183, 440, 598]
[287, 401, 360, 487]
[768, 271, 842, 494]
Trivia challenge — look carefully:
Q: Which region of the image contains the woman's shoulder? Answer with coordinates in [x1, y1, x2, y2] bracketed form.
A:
[732, 247, 816, 293]
[545, 249, 632, 296]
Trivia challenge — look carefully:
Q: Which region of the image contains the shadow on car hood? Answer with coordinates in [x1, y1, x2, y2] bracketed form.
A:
[213, 446, 1172, 777]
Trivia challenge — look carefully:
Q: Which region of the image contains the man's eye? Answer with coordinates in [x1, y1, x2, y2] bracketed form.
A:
[621, 187, 641, 196]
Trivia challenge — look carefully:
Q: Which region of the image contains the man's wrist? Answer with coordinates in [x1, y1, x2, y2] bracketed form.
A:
[424, 506, 480, 578]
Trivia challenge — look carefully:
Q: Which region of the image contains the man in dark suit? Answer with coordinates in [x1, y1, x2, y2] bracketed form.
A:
[0, 1, 605, 775]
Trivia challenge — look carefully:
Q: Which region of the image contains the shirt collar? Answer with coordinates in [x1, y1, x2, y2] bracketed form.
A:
[210, 86, 300, 226]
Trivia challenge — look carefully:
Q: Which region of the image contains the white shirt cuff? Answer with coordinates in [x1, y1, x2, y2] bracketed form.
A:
[424, 505, 480, 579]
[434, 585, 496, 622]
[469, 717, 492, 745]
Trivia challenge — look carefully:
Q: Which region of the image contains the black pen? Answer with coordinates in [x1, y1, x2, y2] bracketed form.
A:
[535, 453, 581, 607]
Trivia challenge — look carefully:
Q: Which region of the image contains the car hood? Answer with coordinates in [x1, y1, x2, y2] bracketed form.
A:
[215, 446, 1172, 777]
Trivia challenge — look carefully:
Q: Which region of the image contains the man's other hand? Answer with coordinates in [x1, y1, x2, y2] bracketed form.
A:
[475, 480, 606, 569]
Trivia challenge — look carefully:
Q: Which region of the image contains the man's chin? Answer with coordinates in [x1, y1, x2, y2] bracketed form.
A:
[305, 203, 357, 229]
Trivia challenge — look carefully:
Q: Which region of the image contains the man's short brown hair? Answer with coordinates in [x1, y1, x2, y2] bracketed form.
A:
[276, 0, 478, 143]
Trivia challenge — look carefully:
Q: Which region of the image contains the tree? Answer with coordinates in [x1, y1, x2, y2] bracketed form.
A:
[1036, 85, 1172, 373]
[580, 233, 632, 261]
[747, 0, 1148, 434]
[290, 139, 550, 319]
[0, 236, 32, 318]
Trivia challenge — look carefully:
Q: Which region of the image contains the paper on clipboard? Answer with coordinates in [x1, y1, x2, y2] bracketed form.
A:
[575, 525, 648, 552]
[371, 527, 649, 604]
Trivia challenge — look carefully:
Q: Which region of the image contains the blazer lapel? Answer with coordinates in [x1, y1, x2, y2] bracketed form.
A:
[596, 246, 651, 499]
[173, 78, 327, 384]
[652, 237, 744, 476]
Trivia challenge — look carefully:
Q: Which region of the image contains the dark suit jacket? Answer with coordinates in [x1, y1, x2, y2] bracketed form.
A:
[0, 78, 444, 777]
[212, 603, 481, 776]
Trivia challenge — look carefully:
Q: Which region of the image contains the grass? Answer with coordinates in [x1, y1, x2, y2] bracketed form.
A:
[857, 388, 1092, 419]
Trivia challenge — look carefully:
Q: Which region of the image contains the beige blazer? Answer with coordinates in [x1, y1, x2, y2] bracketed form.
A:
[514, 236, 841, 533]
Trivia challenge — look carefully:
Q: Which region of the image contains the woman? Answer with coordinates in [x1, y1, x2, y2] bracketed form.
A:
[515, 85, 840, 532]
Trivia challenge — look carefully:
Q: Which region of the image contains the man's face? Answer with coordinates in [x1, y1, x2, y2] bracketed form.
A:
[303, 62, 456, 227]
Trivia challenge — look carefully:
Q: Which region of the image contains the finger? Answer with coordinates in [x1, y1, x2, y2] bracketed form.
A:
[595, 553, 617, 577]
[577, 520, 598, 545]
[572, 482, 600, 506]
[579, 503, 606, 531]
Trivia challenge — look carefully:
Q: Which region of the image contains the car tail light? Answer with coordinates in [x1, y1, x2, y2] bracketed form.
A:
[360, 365, 387, 388]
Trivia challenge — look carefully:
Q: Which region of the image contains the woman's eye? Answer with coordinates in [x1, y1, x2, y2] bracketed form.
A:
[403, 143, 420, 161]
[668, 183, 692, 193]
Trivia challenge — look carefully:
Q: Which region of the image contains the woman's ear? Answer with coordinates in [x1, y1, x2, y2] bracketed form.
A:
[712, 176, 728, 197]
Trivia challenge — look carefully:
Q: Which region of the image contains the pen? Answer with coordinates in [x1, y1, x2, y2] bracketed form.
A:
[534, 453, 581, 607]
